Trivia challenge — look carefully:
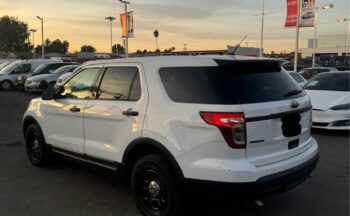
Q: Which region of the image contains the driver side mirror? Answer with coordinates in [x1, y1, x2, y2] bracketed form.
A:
[41, 86, 55, 100]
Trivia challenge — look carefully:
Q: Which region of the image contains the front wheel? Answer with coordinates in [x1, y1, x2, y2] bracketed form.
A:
[131, 154, 184, 216]
[1, 80, 13, 91]
[25, 124, 50, 166]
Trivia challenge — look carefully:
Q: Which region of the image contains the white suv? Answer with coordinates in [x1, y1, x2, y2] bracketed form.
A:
[23, 56, 319, 216]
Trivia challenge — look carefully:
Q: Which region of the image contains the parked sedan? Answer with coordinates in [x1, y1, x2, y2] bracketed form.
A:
[16, 62, 72, 88]
[300, 67, 338, 79]
[24, 65, 78, 92]
[288, 71, 307, 87]
[304, 72, 350, 130]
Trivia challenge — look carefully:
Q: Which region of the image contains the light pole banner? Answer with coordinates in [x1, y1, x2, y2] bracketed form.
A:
[300, 0, 315, 27]
[285, 0, 316, 28]
[285, 0, 299, 27]
[120, 11, 134, 38]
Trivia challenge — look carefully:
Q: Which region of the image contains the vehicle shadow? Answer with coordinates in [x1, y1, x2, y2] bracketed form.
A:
[312, 128, 349, 137]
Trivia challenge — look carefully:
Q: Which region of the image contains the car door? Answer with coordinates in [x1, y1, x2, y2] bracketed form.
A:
[84, 64, 148, 162]
[44, 66, 101, 153]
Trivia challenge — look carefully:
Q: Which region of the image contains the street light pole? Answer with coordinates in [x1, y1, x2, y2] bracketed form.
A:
[312, 7, 318, 67]
[312, 4, 333, 67]
[105, 16, 116, 54]
[260, 0, 265, 57]
[29, 29, 37, 58]
[119, 0, 130, 58]
[293, 0, 301, 72]
[338, 18, 350, 56]
[36, 16, 44, 59]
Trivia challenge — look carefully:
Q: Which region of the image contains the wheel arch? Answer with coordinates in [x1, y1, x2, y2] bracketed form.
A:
[23, 116, 41, 137]
[122, 138, 184, 179]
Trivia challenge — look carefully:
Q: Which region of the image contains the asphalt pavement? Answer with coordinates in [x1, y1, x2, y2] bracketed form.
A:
[0, 90, 348, 216]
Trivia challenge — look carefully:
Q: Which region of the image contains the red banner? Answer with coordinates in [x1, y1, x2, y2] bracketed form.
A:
[285, 0, 299, 27]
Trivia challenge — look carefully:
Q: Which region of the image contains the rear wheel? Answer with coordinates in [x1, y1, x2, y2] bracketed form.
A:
[1, 80, 12, 91]
[25, 124, 50, 166]
[131, 154, 183, 216]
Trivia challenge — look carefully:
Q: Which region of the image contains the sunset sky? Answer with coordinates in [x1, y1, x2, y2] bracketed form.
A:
[1, 0, 349, 53]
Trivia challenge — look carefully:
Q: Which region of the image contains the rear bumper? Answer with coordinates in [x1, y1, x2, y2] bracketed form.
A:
[185, 153, 319, 197]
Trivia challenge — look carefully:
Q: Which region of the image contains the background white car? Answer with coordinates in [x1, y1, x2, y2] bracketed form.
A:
[304, 72, 350, 130]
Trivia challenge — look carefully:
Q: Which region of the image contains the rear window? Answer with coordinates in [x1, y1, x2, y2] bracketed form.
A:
[303, 73, 350, 91]
[159, 60, 305, 104]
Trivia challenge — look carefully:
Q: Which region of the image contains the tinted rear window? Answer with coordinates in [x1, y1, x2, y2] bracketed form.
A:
[159, 60, 304, 104]
[303, 73, 350, 91]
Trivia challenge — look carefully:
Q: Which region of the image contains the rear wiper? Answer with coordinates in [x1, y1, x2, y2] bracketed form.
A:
[284, 90, 303, 98]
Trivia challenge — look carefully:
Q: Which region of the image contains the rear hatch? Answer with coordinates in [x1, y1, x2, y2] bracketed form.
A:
[216, 60, 312, 166]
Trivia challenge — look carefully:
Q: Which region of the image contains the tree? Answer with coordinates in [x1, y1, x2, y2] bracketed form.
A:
[0, 16, 32, 54]
[35, 38, 69, 54]
[80, 45, 96, 52]
[112, 44, 125, 54]
[153, 30, 159, 51]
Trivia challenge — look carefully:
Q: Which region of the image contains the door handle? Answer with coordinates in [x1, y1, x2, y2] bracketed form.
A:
[122, 108, 139, 116]
[69, 106, 81, 113]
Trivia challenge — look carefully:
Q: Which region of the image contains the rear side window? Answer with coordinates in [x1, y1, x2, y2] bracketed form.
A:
[97, 67, 141, 101]
[159, 60, 304, 104]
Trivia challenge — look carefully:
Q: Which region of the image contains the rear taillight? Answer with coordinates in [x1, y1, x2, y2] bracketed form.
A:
[200, 112, 246, 149]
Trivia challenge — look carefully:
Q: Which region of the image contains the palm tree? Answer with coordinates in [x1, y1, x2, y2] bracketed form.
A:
[153, 30, 159, 51]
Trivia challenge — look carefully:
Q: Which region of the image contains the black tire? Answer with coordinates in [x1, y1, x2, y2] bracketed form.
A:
[49, 81, 56, 88]
[1, 80, 13, 91]
[131, 154, 184, 216]
[25, 124, 50, 166]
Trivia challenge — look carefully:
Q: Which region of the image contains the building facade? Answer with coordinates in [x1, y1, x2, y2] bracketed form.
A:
[302, 34, 349, 58]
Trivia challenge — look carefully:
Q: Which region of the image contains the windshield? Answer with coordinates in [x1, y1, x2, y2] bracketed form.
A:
[0, 62, 11, 70]
[159, 60, 304, 104]
[0, 62, 19, 74]
[31, 64, 48, 75]
[303, 73, 350, 91]
[333, 56, 346, 64]
[318, 56, 332, 64]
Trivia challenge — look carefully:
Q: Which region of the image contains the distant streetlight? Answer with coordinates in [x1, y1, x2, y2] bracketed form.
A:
[312, 3, 333, 67]
[337, 18, 350, 56]
[29, 29, 37, 58]
[119, 0, 130, 58]
[36, 16, 44, 59]
[105, 16, 116, 54]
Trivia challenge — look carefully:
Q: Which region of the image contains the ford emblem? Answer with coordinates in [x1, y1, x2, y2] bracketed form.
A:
[290, 101, 300, 109]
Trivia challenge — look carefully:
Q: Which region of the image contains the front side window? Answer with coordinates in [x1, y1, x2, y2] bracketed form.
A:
[96, 67, 141, 101]
[57, 68, 100, 99]
[10, 64, 31, 74]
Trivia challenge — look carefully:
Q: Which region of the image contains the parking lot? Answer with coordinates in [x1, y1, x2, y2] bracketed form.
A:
[0, 90, 348, 216]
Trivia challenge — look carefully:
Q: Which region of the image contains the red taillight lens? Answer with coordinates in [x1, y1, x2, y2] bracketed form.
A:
[200, 112, 246, 149]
